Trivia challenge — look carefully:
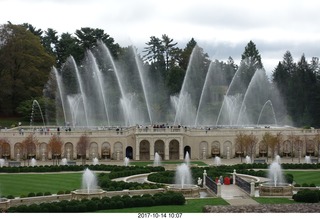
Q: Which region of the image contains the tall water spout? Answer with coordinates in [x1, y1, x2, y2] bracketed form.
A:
[52, 67, 67, 125]
[70, 56, 89, 126]
[133, 47, 152, 124]
[175, 163, 193, 188]
[86, 50, 110, 126]
[82, 168, 98, 193]
[268, 161, 285, 187]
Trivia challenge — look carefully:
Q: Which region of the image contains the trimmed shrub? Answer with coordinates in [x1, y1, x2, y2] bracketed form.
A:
[36, 192, 43, 196]
[27, 192, 36, 197]
[44, 191, 52, 196]
[294, 189, 319, 203]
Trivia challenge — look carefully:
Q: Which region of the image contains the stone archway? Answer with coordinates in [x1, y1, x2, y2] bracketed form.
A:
[101, 142, 111, 159]
[0, 141, 10, 159]
[199, 141, 208, 159]
[39, 142, 48, 161]
[169, 139, 179, 160]
[14, 143, 23, 161]
[113, 142, 123, 160]
[211, 141, 220, 158]
[184, 145, 191, 159]
[223, 141, 232, 159]
[282, 140, 292, 157]
[306, 139, 315, 156]
[89, 142, 98, 159]
[139, 140, 150, 160]
[126, 146, 133, 159]
[154, 140, 165, 160]
[64, 142, 74, 160]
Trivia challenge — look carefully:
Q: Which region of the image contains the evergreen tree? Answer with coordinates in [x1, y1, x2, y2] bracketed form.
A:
[240, 40, 263, 87]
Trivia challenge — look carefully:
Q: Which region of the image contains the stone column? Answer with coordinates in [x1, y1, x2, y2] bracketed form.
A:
[232, 169, 236, 185]
[150, 138, 155, 161]
[217, 182, 221, 197]
[179, 138, 183, 160]
[164, 139, 169, 160]
[250, 180, 255, 197]
[135, 138, 140, 160]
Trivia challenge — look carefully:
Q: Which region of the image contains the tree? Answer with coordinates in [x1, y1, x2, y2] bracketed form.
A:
[261, 132, 275, 162]
[239, 40, 263, 88]
[245, 133, 258, 162]
[77, 134, 90, 165]
[21, 133, 39, 166]
[235, 132, 247, 162]
[48, 134, 63, 165]
[42, 28, 59, 57]
[0, 137, 10, 159]
[161, 34, 178, 71]
[75, 27, 120, 58]
[55, 32, 83, 67]
[0, 23, 55, 116]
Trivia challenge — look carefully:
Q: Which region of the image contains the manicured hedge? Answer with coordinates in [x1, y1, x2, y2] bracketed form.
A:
[293, 189, 320, 203]
[6, 191, 185, 213]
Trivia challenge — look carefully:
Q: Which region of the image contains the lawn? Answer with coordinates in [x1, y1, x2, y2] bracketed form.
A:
[97, 198, 229, 213]
[0, 173, 82, 197]
[283, 170, 320, 186]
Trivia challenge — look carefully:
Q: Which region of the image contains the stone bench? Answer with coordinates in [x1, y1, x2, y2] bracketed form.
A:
[253, 159, 266, 164]
[8, 161, 21, 167]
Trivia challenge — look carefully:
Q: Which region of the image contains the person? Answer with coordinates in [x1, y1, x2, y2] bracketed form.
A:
[219, 175, 223, 185]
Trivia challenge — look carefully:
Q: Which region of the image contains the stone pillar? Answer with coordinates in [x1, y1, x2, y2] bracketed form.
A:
[179, 138, 183, 160]
[217, 182, 221, 197]
[135, 138, 140, 160]
[150, 138, 155, 161]
[250, 180, 255, 197]
[232, 169, 236, 185]
[164, 139, 169, 160]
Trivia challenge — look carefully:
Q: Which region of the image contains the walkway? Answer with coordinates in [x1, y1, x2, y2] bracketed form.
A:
[220, 184, 259, 206]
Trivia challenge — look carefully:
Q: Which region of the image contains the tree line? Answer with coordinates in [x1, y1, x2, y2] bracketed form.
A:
[0, 21, 319, 128]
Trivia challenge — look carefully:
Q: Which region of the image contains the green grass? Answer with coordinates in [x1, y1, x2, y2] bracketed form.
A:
[283, 170, 320, 186]
[130, 161, 208, 166]
[0, 173, 82, 196]
[97, 198, 229, 213]
[253, 197, 295, 204]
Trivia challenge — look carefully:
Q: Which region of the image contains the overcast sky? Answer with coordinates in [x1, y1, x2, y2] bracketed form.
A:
[1, 0, 320, 74]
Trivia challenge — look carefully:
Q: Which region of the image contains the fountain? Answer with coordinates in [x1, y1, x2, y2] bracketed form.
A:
[0, 158, 5, 167]
[45, 42, 288, 128]
[93, 157, 99, 165]
[245, 155, 252, 164]
[124, 157, 130, 166]
[305, 155, 311, 164]
[71, 168, 106, 200]
[61, 158, 67, 165]
[213, 156, 221, 166]
[30, 100, 46, 127]
[30, 158, 37, 167]
[166, 156, 200, 197]
[153, 152, 162, 167]
[275, 154, 281, 163]
[259, 161, 293, 196]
